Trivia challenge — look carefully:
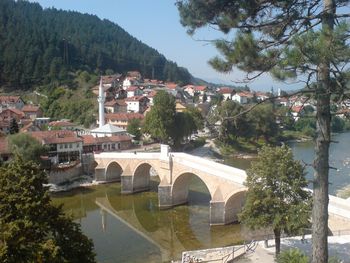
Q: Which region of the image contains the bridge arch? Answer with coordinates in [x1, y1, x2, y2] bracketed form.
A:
[224, 189, 247, 224]
[105, 161, 123, 181]
[132, 162, 160, 193]
[171, 172, 212, 206]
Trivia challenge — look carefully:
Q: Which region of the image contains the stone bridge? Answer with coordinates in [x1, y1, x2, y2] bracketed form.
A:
[94, 145, 350, 226]
[94, 145, 247, 225]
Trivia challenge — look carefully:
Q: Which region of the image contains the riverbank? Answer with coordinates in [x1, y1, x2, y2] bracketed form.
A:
[180, 234, 350, 263]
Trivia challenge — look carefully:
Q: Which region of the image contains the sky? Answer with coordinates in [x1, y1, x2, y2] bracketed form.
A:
[28, 0, 303, 91]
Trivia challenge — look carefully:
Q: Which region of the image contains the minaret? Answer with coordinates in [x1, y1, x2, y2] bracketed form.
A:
[98, 76, 105, 128]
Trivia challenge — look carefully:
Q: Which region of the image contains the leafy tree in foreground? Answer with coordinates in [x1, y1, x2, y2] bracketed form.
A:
[0, 156, 96, 263]
[239, 145, 311, 255]
[177, 1, 350, 261]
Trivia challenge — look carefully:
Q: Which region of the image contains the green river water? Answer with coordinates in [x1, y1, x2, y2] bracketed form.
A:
[52, 132, 350, 262]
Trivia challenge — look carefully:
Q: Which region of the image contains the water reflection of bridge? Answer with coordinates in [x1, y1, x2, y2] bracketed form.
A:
[95, 192, 243, 262]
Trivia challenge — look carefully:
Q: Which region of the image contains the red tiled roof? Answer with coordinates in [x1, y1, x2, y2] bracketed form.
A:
[165, 82, 178, 89]
[219, 87, 235, 94]
[30, 130, 82, 144]
[82, 134, 132, 145]
[291, 106, 303, 113]
[126, 86, 139, 92]
[237, 92, 254, 98]
[22, 105, 40, 112]
[0, 96, 21, 104]
[125, 96, 149, 102]
[0, 108, 25, 117]
[105, 113, 144, 121]
[49, 121, 74, 127]
[194, 86, 207, 91]
[105, 99, 127, 107]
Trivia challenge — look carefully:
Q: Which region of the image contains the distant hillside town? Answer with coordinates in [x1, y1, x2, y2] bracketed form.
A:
[1, 70, 350, 184]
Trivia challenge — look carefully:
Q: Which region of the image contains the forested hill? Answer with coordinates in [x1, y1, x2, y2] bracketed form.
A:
[0, 0, 192, 90]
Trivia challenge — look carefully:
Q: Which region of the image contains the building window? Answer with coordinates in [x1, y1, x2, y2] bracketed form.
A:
[60, 144, 63, 149]
[69, 144, 72, 148]
[65, 144, 68, 149]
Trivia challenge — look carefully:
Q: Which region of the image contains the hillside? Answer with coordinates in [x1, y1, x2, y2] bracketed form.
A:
[0, 0, 192, 90]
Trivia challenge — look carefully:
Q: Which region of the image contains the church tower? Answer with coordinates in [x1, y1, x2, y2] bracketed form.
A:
[97, 77, 105, 128]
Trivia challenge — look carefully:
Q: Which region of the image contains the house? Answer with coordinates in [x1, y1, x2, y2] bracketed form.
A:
[82, 134, 132, 153]
[232, 92, 253, 104]
[123, 77, 139, 90]
[144, 90, 157, 105]
[0, 96, 25, 111]
[0, 108, 25, 122]
[90, 123, 126, 138]
[194, 86, 207, 95]
[34, 117, 51, 127]
[165, 82, 178, 90]
[183, 85, 195, 96]
[104, 99, 127, 113]
[105, 113, 144, 129]
[102, 74, 122, 88]
[30, 130, 83, 164]
[22, 105, 43, 120]
[126, 86, 143, 98]
[48, 120, 76, 130]
[125, 96, 149, 113]
[291, 106, 304, 121]
[255, 92, 269, 102]
[277, 97, 290, 107]
[218, 87, 235, 100]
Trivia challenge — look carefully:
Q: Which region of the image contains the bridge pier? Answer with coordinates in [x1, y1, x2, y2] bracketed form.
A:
[121, 175, 133, 194]
[209, 201, 226, 225]
[158, 184, 173, 208]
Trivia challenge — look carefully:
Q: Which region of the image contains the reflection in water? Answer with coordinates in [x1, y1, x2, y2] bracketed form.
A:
[52, 177, 244, 262]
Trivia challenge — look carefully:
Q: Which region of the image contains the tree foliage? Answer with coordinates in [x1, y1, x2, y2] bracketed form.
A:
[143, 91, 176, 143]
[277, 249, 309, 263]
[127, 118, 142, 140]
[8, 133, 48, 164]
[239, 145, 311, 255]
[0, 0, 191, 89]
[0, 156, 95, 263]
[177, 1, 350, 261]
[9, 118, 19, 134]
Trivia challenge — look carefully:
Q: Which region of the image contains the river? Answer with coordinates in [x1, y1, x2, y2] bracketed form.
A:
[52, 132, 350, 262]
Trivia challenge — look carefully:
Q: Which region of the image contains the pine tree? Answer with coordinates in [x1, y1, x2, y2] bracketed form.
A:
[177, 1, 350, 261]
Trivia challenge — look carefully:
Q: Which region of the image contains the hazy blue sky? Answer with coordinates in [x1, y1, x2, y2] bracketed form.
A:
[29, 0, 302, 91]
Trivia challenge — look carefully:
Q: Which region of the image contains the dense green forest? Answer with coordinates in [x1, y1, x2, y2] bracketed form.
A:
[0, 0, 192, 90]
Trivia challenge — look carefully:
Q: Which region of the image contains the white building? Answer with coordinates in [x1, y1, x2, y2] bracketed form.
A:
[90, 123, 126, 138]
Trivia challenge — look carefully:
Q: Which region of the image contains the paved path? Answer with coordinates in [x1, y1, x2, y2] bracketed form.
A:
[236, 235, 350, 263]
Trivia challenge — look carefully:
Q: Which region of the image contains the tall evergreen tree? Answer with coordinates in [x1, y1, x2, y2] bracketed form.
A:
[177, 1, 350, 261]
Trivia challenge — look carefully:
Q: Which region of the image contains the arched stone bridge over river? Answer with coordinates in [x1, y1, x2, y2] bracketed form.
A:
[94, 145, 350, 226]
